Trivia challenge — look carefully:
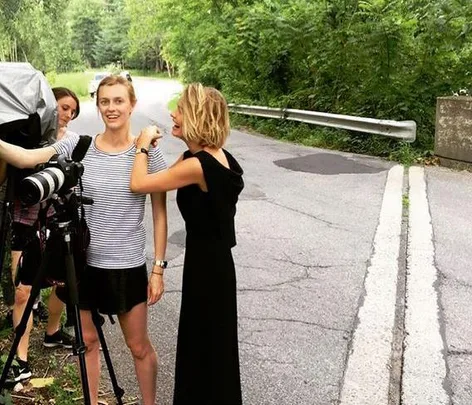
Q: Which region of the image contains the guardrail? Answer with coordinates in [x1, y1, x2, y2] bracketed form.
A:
[228, 104, 416, 142]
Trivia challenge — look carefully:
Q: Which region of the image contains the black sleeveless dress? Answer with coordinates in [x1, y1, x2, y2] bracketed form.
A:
[173, 149, 244, 405]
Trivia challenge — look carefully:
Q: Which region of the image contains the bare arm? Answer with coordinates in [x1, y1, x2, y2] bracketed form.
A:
[0, 140, 56, 169]
[130, 155, 204, 194]
[148, 191, 168, 305]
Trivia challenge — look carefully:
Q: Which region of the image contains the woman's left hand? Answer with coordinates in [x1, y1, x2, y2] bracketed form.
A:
[148, 272, 164, 305]
[136, 125, 162, 150]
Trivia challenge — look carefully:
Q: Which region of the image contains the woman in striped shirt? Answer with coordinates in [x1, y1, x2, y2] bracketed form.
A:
[0, 76, 168, 405]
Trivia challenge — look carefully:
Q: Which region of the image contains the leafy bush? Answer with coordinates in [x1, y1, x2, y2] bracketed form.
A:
[153, 0, 472, 156]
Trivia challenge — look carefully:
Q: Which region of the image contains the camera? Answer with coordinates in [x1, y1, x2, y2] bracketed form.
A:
[19, 154, 84, 206]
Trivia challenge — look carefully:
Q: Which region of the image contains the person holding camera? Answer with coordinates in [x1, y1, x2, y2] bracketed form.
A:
[1, 87, 80, 384]
[130, 83, 244, 405]
[0, 75, 167, 405]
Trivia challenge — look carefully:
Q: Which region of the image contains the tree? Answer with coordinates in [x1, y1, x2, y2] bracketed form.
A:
[93, 0, 130, 67]
[0, 0, 83, 72]
[68, 0, 103, 67]
[125, 0, 167, 72]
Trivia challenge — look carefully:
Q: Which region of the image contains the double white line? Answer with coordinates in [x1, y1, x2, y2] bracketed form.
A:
[340, 166, 449, 405]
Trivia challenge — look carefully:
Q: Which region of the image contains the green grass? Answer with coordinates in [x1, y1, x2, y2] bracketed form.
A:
[168, 94, 180, 112]
[44, 363, 81, 401]
[402, 194, 410, 209]
[46, 71, 94, 100]
[129, 69, 176, 79]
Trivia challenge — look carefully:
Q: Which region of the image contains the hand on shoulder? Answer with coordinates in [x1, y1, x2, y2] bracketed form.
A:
[136, 125, 163, 149]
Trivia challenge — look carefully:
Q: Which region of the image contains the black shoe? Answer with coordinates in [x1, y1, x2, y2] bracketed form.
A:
[43, 328, 74, 349]
[5, 358, 32, 384]
[33, 301, 49, 323]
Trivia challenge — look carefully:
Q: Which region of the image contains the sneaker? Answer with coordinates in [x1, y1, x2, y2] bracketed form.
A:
[43, 328, 75, 349]
[5, 358, 32, 384]
[33, 301, 49, 323]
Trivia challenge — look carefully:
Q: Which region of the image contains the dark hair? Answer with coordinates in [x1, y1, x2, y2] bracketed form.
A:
[52, 87, 80, 119]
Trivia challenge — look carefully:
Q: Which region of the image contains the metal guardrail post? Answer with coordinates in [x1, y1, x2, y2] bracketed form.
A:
[228, 104, 416, 142]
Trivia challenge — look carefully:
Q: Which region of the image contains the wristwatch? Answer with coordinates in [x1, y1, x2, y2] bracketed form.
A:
[152, 259, 168, 269]
[135, 147, 149, 155]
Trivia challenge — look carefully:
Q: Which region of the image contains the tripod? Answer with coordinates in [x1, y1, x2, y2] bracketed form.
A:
[0, 197, 125, 405]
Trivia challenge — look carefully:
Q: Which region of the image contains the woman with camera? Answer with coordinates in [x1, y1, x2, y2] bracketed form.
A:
[130, 83, 244, 404]
[0, 76, 168, 405]
[1, 87, 80, 384]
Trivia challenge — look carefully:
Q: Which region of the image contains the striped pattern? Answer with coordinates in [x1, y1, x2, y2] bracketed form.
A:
[53, 133, 167, 269]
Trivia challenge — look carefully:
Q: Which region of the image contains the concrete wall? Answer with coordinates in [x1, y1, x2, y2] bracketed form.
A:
[435, 97, 472, 169]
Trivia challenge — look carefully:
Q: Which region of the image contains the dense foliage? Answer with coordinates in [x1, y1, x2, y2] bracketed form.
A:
[149, 0, 472, 148]
[1, 0, 471, 151]
[0, 0, 83, 72]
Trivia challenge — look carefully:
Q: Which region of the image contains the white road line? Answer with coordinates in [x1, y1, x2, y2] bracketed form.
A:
[340, 165, 404, 405]
[402, 166, 449, 405]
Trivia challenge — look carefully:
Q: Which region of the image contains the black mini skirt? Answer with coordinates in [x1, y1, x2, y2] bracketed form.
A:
[78, 263, 148, 315]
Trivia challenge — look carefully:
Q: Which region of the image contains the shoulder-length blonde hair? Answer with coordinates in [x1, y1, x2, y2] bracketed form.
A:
[179, 83, 230, 149]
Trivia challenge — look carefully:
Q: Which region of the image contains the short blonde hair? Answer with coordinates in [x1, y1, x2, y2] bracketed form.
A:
[96, 75, 137, 106]
[179, 83, 230, 148]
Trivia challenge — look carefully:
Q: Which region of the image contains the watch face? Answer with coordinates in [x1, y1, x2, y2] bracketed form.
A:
[154, 259, 168, 268]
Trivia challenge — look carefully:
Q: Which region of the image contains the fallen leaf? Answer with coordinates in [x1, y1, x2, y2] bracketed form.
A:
[30, 377, 55, 388]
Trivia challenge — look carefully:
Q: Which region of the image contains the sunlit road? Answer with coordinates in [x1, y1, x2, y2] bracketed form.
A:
[68, 78, 472, 405]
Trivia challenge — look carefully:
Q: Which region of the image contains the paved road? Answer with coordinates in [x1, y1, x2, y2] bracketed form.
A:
[67, 78, 472, 405]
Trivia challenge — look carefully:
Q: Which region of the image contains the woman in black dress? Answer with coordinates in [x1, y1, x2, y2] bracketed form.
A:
[130, 83, 244, 405]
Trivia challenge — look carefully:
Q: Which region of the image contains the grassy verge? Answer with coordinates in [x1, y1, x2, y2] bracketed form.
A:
[230, 114, 436, 166]
[0, 299, 121, 404]
[129, 69, 177, 80]
[46, 71, 94, 101]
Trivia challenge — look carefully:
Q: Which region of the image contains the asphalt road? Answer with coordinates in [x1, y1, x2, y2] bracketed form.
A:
[67, 78, 472, 405]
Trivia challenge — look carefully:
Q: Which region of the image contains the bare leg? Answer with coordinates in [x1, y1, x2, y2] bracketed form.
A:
[80, 309, 100, 405]
[11, 251, 33, 361]
[46, 287, 65, 335]
[10, 251, 21, 284]
[118, 302, 157, 405]
[12, 283, 33, 361]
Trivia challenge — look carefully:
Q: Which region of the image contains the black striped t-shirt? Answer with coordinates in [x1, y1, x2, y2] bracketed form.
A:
[53, 133, 167, 269]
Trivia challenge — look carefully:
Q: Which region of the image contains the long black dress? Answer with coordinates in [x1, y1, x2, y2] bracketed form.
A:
[173, 149, 244, 405]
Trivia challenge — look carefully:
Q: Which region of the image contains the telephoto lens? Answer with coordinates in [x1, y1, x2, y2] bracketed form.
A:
[19, 166, 65, 206]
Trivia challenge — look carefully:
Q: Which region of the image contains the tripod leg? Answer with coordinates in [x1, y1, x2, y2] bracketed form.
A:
[0, 257, 46, 389]
[91, 310, 125, 405]
[63, 234, 92, 405]
[0, 169, 16, 281]
[0, 199, 13, 282]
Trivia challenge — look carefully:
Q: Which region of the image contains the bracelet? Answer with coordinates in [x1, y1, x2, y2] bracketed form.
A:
[152, 270, 163, 276]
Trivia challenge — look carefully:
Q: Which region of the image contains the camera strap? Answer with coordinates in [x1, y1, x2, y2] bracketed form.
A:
[36, 200, 53, 250]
